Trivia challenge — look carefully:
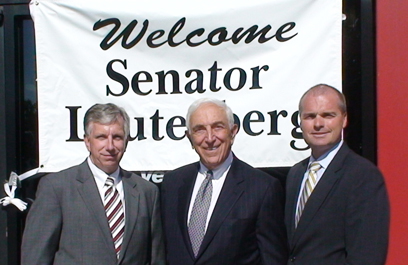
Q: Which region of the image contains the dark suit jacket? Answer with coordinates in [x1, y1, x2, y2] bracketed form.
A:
[161, 157, 288, 265]
[285, 143, 389, 265]
[21, 160, 165, 265]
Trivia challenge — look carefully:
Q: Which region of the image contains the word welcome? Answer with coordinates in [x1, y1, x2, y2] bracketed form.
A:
[93, 17, 298, 50]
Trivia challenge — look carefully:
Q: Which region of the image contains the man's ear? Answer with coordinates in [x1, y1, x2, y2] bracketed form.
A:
[186, 130, 194, 149]
[342, 113, 348, 129]
[124, 138, 129, 152]
[230, 124, 239, 145]
[84, 134, 91, 152]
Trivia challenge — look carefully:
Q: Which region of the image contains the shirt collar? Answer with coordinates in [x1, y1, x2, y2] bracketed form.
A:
[309, 140, 343, 169]
[199, 152, 233, 180]
[87, 156, 121, 184]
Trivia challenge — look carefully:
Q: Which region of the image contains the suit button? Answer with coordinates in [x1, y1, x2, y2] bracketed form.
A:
[290, 256, 296, 262]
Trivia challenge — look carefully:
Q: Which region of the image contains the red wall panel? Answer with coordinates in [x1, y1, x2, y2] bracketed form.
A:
[377, 1, 408, 264]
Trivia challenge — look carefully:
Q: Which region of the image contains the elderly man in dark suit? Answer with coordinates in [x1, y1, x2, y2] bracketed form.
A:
[285, 84, 389, 264]
[161, 98, 287, 265]
[21, 103, 164, 265]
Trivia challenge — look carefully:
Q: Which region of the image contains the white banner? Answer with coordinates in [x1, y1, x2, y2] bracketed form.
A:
[30, 0, 342, 172]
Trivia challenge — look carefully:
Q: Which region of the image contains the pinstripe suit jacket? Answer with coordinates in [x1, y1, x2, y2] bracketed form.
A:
[161, 157, 288, 265]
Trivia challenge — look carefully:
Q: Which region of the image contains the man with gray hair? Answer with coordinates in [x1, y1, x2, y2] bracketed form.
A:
[22, 103, 165, 265]
[161, 98, 288, 265]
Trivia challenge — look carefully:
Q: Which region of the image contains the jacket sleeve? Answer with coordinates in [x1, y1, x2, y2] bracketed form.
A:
[150, 184, 166, 265]
[21, 175, 62, 265]
[257, 178, 289, 264]
[345, 164, 390, 265]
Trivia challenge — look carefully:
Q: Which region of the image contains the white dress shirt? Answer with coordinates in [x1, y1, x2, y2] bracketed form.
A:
[87, 157, 125, 213]
[187, 152, 233, 232]
[295, 140, 343, 217]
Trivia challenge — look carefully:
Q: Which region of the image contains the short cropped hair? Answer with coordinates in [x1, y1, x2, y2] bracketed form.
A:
[83, 103, 130, 139]
[186, 98, 235, 133]
[299, 84, 347, 114]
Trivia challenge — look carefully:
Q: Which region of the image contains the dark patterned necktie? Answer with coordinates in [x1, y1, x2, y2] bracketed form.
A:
[188, 170, 213, 257]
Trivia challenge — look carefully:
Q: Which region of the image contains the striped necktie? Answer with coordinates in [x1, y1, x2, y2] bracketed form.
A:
[188, 170, 213, 257]
[104, 176, 125, 259]
[295, 162, 321, 227]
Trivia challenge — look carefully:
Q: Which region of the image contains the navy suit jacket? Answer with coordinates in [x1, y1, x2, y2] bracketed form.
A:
[161, 157, 288, 265]
[285, 143, 389, 265]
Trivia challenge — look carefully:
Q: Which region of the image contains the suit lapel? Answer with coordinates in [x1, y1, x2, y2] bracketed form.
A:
[197, 159, 245, 258]
[285, 159, 308, 242]
[291, 144, 350, 248]
[75, 161, 114, 251]
[118, 169, 140, 263]
[177, 163, 200, 259]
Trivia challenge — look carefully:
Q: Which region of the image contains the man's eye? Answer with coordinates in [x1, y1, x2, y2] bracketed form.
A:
[322, 113, 336, 118]
[194, 128, 205, 134]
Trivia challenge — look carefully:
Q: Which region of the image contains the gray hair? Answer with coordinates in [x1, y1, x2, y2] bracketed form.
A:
[84, 103, 130, 139]
[299, 84, 347, 114]
[186, 98, 235, 133]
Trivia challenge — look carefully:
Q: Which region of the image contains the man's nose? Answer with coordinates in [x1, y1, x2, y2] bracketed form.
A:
[205, 127, 216, 142]
[314, 116, 324, 128]
[106, 136, 115, 150]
